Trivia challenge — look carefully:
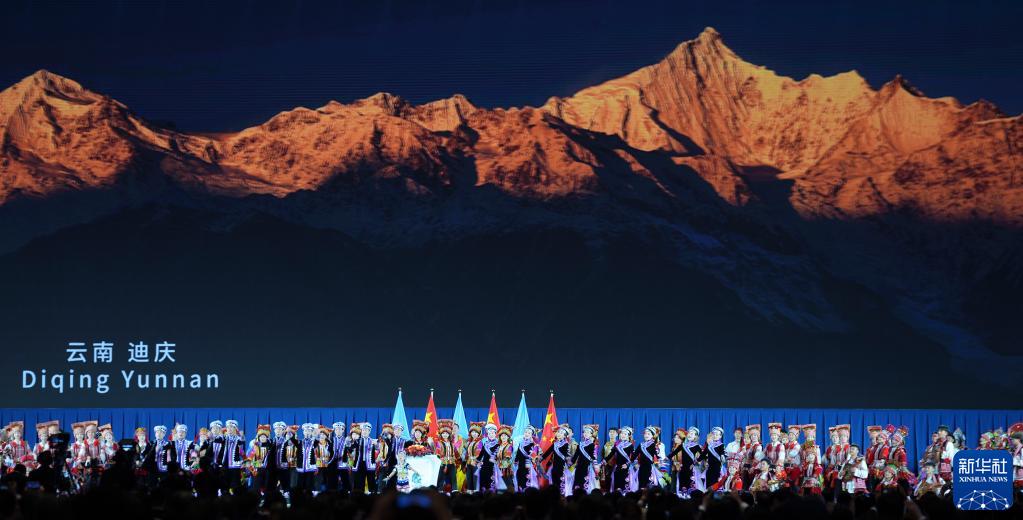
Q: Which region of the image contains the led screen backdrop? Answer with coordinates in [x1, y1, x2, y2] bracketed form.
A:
[1, 0, 1021, 408]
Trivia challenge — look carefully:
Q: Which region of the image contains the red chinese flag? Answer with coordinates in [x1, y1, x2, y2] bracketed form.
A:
[539, 392, 558, 486]
[539, 392, 558, 451]
[425, 391, 439, 440]
[486, 391, 501, 426]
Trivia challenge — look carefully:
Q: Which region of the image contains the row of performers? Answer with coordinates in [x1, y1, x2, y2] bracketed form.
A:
[4, 419, 1023, 496]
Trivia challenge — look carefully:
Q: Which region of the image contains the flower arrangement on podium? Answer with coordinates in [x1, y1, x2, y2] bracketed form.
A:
[406, 444, 431, 458]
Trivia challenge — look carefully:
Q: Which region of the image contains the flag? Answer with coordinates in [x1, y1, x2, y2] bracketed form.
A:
[452, 390, 469, 492]
[511, 390, 530, 447]
[539, 391, 558, 451]
[392, 388, 411, 440]
[452, 390, 469, 440]
[538, 391, 558, 486]
[424, 389, 439, 440]
[486, 391, 501, 426]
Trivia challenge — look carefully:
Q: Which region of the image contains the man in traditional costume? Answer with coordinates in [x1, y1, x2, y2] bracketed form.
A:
[267, 421, 291, 494]
[349, 422, 378, 493]
[169, 424, 193, 473]
[838, 444, 868, 495]
[292, 423, 317, 493]
[329, 421, 351, 493]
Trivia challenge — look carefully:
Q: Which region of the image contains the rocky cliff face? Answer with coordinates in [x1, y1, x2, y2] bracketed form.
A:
[1, 29, 1021, 390]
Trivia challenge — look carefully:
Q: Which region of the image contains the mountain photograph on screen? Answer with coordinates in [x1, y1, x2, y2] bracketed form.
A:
[1, 4, 1021, 407]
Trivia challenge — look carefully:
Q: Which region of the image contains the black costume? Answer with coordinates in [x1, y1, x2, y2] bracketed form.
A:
[606, 439, 634, 492]
[541, 439, 572, 493]
[571, 438, 600, 491]
[705, 438, 726, 487]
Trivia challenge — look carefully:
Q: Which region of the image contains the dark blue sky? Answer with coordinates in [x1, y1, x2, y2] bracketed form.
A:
[4, 0, 1021, 131]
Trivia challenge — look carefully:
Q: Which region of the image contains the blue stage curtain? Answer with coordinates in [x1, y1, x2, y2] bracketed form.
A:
[3, 408, 1018, 472]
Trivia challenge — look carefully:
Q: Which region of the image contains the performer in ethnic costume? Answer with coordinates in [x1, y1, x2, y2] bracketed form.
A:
[742, 424, 763, 487]
[32, 421, 55, 461]
[633, 425, 665, 490]
[725, 427, 744, 468]
[800, 424, 822, 468]
[69, 421, 88, 472]
[329, 421, 350, 492]
[341, 424, 362, 491]
[704, 426, 726, 489]
[541, 424, 573, 494]
[600, 427, 617, 492]
[800, 449, 824, 495]
[383, 449, 413, 493]
[410, 420, 435, 453]
[247, 425, 271, 492]
[351, 422, 378, 494]
[495, 424, 515, 491]
[151, 424, 173, 487]
[711, 457, 744, 493]
[436, 420, 461, 491]
[463, 422, 483, 492]
[838, 444, 868, 495]
[312, 426, 332, 491]
[748, 459, 772, 493]
[865, 425, 887, 490]
[764, 423, 785, 469]
[169, 424, 193, 472]
[475, 423, 501, 492]
[3, 422, 32, 471]
[294, 423, 318, 493]
[514, 425, 540, 491]
[376, 424, 396, 491]
[134, 427, 156, 488]
[670, 426, 704, 497]
[875, 463, 906, 494]
[606, 426, 634, 493]
[268, 422, 292, 494]
[99, 423, 118, 467]
[570, 424, 600, 493]
[914, 461, 946, 497]
[207, 420, 226, 492]
[823, 425, 844, 496]
[82, 422, 102, 466]
[887, 427, 915, 486]
[221, 420, 246, 494]
[936, 425, 957, 482]
[1010, 427, 1023, 489]
[782, 427, 802, 488]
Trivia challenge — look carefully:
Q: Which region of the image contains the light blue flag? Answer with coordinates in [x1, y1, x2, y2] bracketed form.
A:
[453, 390, 469, 441]
[392, 388, 411, 440]
[512, 390, 530, 447]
